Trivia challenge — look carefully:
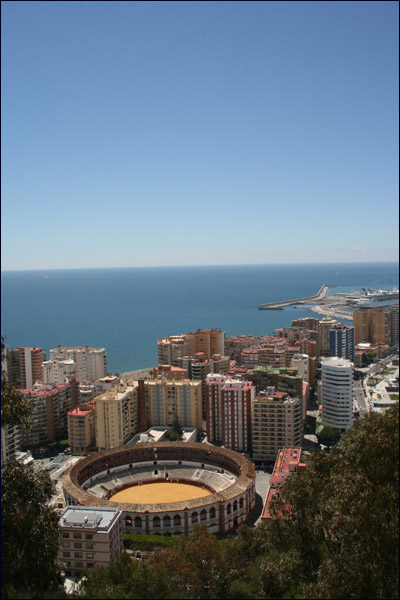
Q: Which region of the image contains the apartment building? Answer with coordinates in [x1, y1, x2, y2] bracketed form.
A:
[321, 357, 354, 432]
[290, 353, 309, 383]
[49, 346, 107, 382]
[291, 317, 319, 330]
[153, 365, 188, 380]
[251, 393, 303, 462]
[59, 506, 122, 578]
[224, 335, 265, 362]
[4, 347, 46, 389]
[318, 317, 338, 357]
[1, 424, 21, 463]
[205, 375, 256, 453]
[145, 378, 202, 429]
[353, 307, 393, 347]
[157, 329, 225, 366]
[95, 376, 120, 396]
[67, 401, 95, 455]
[19, 382, 75, 448]
[329, 323, 355, 361]
[390, 305, 399, 346]
[42, 359, 76, 384]
[94, 381, 138, 451]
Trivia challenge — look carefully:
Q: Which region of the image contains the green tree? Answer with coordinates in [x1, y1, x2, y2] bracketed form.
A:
[1, 336, 64, 599]
[267, 404, 399, 599]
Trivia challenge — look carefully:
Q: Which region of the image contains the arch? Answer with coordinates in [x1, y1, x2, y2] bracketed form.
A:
[227, 503, 232, 515]
[191, 512, 198, 523]
[209, 507, 216, 519]
[153, 516, 160, 528]
[173, 514, 181, 526]
[239, 497, 244, 508]
[125, 516, 132, 527]
[134, 516, 142, 528]
[233, 500, 238, 512]
[200, 509, 207, 521]
[163, 515, 171, 527]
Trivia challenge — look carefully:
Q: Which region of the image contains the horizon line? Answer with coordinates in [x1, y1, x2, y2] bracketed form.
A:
[1, 259, 399, 273]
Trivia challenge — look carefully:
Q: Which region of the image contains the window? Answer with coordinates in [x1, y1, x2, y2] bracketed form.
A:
[62, 532, 70, 539]
[63, 552, 70, 558]
[74, 552, 83, 559]
[74, 543, 82, 549]
[62, 542, 70, 548]
[75, 562, 83, 568]
[135, 517, 142, 528]
[86, 553, 94, 559]
[73, 533, 82, 539]
[86, 543, 94, 550]
[87, 563, 94, 568]
[153, 517, 160, 528]
[85, 534, 93, 540]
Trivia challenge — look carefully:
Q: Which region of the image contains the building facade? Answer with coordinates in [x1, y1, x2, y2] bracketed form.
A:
[49, 346, 107, 382]
[205, 375, 256, 453]
[58, 506, 123, 578]
[94, 381, 139, 451]
[329, 324, 355, 362]
[20, 382, 74, 448]
[145, 379, 202, 430]
[4, 347, 46, 389]
[321, 357, 354, 431]
[251, 392, 303, 461]
[353, 307, 393, 347]
[67, 401, 96, 455]
[42, 359, 76, 384]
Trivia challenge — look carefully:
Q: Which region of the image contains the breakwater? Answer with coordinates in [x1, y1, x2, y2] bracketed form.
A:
[258, 285, 337, 310]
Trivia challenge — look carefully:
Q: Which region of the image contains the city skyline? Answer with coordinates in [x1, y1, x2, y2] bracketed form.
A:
[1, 1, 399, 270]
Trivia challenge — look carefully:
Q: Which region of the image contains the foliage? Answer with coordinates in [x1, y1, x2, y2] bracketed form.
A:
[1, 337, 32, 428]
[123, 533, 177, 550]
[1, 459, 64, 599]
[163, 413, 184, 441]
[318, 424, 341, 442]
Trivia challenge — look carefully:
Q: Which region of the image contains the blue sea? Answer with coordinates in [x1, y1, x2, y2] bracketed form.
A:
[1, 263, 398, 374]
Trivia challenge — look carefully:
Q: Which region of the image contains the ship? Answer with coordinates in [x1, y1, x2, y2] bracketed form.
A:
[356, 288, 399, 308]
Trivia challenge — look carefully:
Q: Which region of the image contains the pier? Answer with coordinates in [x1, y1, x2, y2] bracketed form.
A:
[258, 285, 337, 310]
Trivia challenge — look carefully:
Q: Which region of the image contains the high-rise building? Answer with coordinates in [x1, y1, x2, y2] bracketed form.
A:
[251, 392, 303, 461]
[321, 357, 354, 432]
[49, 346, 107, 382]
[67, 401, 95, 455]
[353, 308, 392, 347]
[157, 329, 225, 366]
[1, 424, 21, 463]
[20, 382, 75, 448]
[94, 381, 138, 451]
[42, 359, 76, 384]
[4, 347, 46, 389]
[390, 305, 399, 346]
[205, 375, 256, 453]
[144, 378, 202, 430]
[329, 324, 355, 362]
[318, 317, 338, 357]
[290, 354, 309, 383]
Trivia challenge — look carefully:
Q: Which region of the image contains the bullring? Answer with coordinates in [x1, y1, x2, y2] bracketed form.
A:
[62, 442, 256, 536]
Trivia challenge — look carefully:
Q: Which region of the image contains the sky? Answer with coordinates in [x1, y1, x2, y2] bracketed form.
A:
[1, 0, 399, 270]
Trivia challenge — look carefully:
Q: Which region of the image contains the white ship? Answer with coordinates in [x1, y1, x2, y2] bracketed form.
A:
[357, 287, 399, 308]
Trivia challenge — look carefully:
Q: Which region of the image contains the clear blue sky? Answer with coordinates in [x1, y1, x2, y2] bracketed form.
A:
[1, 0, 398, 270]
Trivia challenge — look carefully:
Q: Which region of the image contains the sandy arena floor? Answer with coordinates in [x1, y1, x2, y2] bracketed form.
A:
[109, 481, 212, 504]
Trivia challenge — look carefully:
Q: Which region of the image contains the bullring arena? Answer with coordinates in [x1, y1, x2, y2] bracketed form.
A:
[62, 442, 256, 536]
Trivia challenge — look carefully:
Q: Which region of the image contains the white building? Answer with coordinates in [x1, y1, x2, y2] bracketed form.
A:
[290, 353, 309, 383]
[94, 381, 139, 450]
[1, 424, 21, 463]
[49, 346, 107, 382]
[42, 359, 76, 384]
[321, 357, 354, 431]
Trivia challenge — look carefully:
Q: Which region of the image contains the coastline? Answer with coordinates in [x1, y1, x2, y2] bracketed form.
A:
[120, 368, 153, 381]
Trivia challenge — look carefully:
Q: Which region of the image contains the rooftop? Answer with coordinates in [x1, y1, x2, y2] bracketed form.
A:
[59, 506, 119, 530]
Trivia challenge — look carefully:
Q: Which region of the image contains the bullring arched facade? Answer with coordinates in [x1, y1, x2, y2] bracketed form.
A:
[62, 442, 256, 536]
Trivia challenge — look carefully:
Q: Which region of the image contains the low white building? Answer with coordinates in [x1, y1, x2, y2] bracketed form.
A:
[59, 506, 123, 578]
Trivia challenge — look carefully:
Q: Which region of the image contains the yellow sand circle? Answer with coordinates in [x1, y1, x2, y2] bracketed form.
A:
[109, 481, 212, 504]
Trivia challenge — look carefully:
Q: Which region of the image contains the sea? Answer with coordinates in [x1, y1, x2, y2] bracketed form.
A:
[1, 262, 398, 374]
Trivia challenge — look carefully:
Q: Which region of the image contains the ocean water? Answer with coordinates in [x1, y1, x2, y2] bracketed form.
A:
[1, 262, 398, 374]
